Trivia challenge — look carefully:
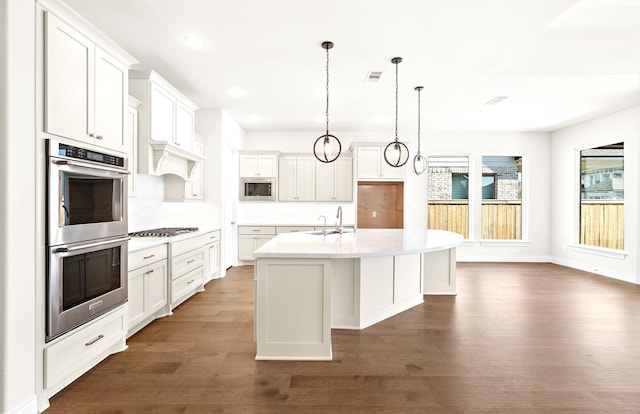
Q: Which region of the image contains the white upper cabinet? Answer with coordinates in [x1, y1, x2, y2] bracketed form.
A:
[175, 102, 194, 152]
[44, 12, 127, 153]
[316, 156, 353, 202]
[278, 156, 315, 201]
[149, 83, 175, 143]
[125, 97, 141, 197]
[239, 153, 278, 177]
[129, 69, 202, 180]
[356, 145, 404, 180]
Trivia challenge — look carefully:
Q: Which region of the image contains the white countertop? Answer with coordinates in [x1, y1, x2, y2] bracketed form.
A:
[253, 229, 464, 259]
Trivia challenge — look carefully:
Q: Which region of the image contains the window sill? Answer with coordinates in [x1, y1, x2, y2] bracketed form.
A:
[479, 240, 530, 247]
[568, 244, 627, 260]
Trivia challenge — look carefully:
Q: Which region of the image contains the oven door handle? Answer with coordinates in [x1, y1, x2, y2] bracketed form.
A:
[52, 158, 130, 175]
[54, 236, 131, 253]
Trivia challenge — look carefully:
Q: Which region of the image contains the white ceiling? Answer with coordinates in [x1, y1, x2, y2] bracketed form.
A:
[63, 0, 640, 134]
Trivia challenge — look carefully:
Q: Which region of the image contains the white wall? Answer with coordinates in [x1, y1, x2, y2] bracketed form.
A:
[0, 0, 38, 413]
[550, 106, 640, 283]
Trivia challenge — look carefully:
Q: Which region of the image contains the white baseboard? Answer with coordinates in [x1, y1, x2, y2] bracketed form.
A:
[6, 395, 38, 414]
[550, 256, 638, 285]
[457, 255, 552, 263]
[456, 255, 639, 285]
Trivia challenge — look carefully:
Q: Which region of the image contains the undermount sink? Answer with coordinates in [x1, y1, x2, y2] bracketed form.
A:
[308, 229, 354, 236]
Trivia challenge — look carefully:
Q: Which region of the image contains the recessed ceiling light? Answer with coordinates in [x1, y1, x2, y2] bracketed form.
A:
[229, 87, 246, 98]
[184, 34, 205, 49]
[372, 115, 388, 124]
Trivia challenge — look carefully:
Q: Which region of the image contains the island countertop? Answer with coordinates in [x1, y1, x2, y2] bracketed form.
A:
[253, 228, 463, 259]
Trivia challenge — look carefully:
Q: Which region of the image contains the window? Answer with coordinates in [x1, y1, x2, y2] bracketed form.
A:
[481, 156, 522, 240]
[579, 143, 624, 249]
[427, 156, 469, 238]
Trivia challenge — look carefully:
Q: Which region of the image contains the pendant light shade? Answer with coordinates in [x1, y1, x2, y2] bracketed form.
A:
[412, 86, 427, 175]
[384, 57, 409, 168]
[313, 41, 341, 163]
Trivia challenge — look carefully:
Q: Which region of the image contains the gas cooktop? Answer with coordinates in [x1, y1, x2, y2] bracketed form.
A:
[129, 227, 199, 237]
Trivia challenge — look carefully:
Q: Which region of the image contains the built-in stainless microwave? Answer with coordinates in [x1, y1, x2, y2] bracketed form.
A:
[240, 177, 276, 201]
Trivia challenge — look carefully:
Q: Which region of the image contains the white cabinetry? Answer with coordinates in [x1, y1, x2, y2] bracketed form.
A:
[239, 153, 278, 177]
[126, 97, 141, 197]
[356, 145, 404, 180]
[278, 156, 316, 201]
[44, 306, 127, 397]
[203, 230, 221, 282]
[238, 226, 275, 261]
[129, 69, 203, 180]
[44, 12, 128, 153]
[316, 156, 353, 201]
[164, 135, 204, 201]
[176, 101, 194, 152]
[127, 244, 169, 337]
[170, 235, 205, 308]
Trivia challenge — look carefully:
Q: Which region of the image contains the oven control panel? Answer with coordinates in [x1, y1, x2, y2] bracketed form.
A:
[54, 142, 125, 168]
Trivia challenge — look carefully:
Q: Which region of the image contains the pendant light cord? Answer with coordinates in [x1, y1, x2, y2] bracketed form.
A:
[325, 45, 330, 137]
[394, 60, 399, 142]
[417, 87, 421, 153]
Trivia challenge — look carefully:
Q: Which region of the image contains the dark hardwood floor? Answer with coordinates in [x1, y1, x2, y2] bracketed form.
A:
[47, 263, 640, 413]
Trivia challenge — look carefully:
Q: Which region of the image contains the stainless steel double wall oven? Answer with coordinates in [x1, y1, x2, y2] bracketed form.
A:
[46, 139, 129, 341]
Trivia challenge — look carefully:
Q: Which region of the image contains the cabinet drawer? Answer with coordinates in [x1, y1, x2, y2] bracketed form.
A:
[172, 234, 206, 256]
[45, 306, 126, 391]
[204, 230, 220, 244]
[172, 248, 204, 280]
[172, 267, 203, 303]
[129, 244, 168, 271]
[239, 226, 276, 235]
[276, 226, 314, 234]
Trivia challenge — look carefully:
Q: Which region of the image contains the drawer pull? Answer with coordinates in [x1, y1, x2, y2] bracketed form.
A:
[85, 334, 104, 346]
[187, 279, 195, 285]
[145, 269, 154, 275]
[252, 229, 261, 232]
[143, 254, 155, 259]
[187, 259, 195, 264]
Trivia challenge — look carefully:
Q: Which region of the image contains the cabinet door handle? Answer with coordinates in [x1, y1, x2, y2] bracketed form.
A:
[89, 132, 95, 138]
[143, 254, 155, 259]
[96, 135, 103, 140]
[85, 334, 104, 346]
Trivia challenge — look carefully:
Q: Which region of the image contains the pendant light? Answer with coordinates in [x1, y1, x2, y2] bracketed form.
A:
[383, 57, 409, 168]
[412, 86, 427, 175]
[313, 41, 341, 163]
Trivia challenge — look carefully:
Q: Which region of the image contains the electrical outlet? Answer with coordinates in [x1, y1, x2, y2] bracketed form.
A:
[372, 211, 377, 218]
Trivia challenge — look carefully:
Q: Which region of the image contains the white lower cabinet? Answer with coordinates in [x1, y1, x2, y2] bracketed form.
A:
[238, 226, 276, 261]
[44, 305, 127, 397]
[170, 236, 205, 308]
[127, 244, 169, 337]
[203, 230, 221, 282]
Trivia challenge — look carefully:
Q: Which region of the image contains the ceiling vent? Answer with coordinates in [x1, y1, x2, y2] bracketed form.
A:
[484, 95, 509, 105]
[366, 71, 383, 82]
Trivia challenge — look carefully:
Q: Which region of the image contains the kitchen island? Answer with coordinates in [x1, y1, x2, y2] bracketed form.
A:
[253, 228, 463, 360]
